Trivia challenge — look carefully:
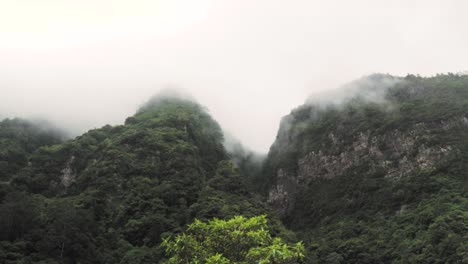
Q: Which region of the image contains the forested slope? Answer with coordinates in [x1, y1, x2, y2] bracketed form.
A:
[0, 97, 280, 263]
[1, 74, 467, 263]
[0, 118, 64, 182]
[264, 74, 468, 263]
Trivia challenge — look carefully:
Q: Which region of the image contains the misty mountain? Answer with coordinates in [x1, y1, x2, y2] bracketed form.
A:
[0, 96, 286, 263]
[264, 73, 468, 263]
[0, 118, 65, 182]
[0, 73, 467, 263]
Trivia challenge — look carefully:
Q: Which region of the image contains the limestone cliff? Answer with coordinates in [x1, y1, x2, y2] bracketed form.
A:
[264, 74, 468, 220]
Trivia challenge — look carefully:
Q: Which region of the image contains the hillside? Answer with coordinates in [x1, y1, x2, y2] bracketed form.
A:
[0, 96, 280, 263]
[0, 118, 65, 182]
[263, 74, 468, 263]
[0, 74, 467, 263]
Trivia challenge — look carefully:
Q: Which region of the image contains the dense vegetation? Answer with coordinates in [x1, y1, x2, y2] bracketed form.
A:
[263, 74, 468, 263]
[0, 97, 290, 263]
[162, 215, 304, 263]
[0, 118, 64, 182]
[0, 74, 467, 263]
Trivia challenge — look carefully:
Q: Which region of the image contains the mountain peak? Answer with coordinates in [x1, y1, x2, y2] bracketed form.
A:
[136, 89, 198, 114]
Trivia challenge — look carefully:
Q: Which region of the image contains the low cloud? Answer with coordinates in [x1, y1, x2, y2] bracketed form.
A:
[306, 74, 402, 108]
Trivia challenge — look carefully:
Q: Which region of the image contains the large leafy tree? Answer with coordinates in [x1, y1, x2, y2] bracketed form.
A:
[162, 215, 305, 263]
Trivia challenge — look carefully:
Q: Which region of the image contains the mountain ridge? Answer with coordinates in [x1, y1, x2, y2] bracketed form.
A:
[0, 73, 467, 263]
[263, 73, 468, 262]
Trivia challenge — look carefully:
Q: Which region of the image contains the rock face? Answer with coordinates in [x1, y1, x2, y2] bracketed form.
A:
[297, 124, 457, 182]
[60, 155, 76, 187]
[263, 74, 468, 263]
[264, 75, 468, 217]
[267, 169, 297, 215]
[268, 121, 459, 214]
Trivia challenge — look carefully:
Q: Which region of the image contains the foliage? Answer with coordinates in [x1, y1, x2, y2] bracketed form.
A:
[263, 73, 468, 263]
[302, 179, 468, 263]
[0, 118, 64, 181]
[0, 96, 280, 263]
[162, 215, 304, 263]
[1, 74, 468, 263]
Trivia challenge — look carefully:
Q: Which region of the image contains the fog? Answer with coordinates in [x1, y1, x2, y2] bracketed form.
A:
[306, 74, 402, 108]
[1, 0, 467, 152]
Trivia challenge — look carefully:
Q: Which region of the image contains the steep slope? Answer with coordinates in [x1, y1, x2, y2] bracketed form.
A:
[0, 96, 275, 263]
[264, 74, 468, 263]
[223, 134, 266, 192]
[0, 118, 65, 182]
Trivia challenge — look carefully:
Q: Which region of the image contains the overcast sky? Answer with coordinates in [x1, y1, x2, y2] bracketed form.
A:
[1, 0, 467, 152]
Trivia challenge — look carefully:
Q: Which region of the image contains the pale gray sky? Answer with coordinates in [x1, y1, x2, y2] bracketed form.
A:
[1, 0, 467, 152]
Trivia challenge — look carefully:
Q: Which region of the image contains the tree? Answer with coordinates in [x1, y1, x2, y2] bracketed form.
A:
[0, 192, 39, 241]
[37, 199, 99, 263]
[161, 215, 305, 263]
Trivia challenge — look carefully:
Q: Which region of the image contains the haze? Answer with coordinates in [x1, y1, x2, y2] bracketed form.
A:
[1, 0, 467, 152]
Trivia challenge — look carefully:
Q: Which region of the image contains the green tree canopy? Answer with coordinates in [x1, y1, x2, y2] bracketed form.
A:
[162, 215, 305, 263]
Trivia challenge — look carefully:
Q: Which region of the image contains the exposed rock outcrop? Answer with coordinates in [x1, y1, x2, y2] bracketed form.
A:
[60, 155, 76, 187]
[267, 115, 467, 215]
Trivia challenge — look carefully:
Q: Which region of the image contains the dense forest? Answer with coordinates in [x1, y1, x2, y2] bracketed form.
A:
[0, 74, 467, 263]
[263, 74, 468, 263]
